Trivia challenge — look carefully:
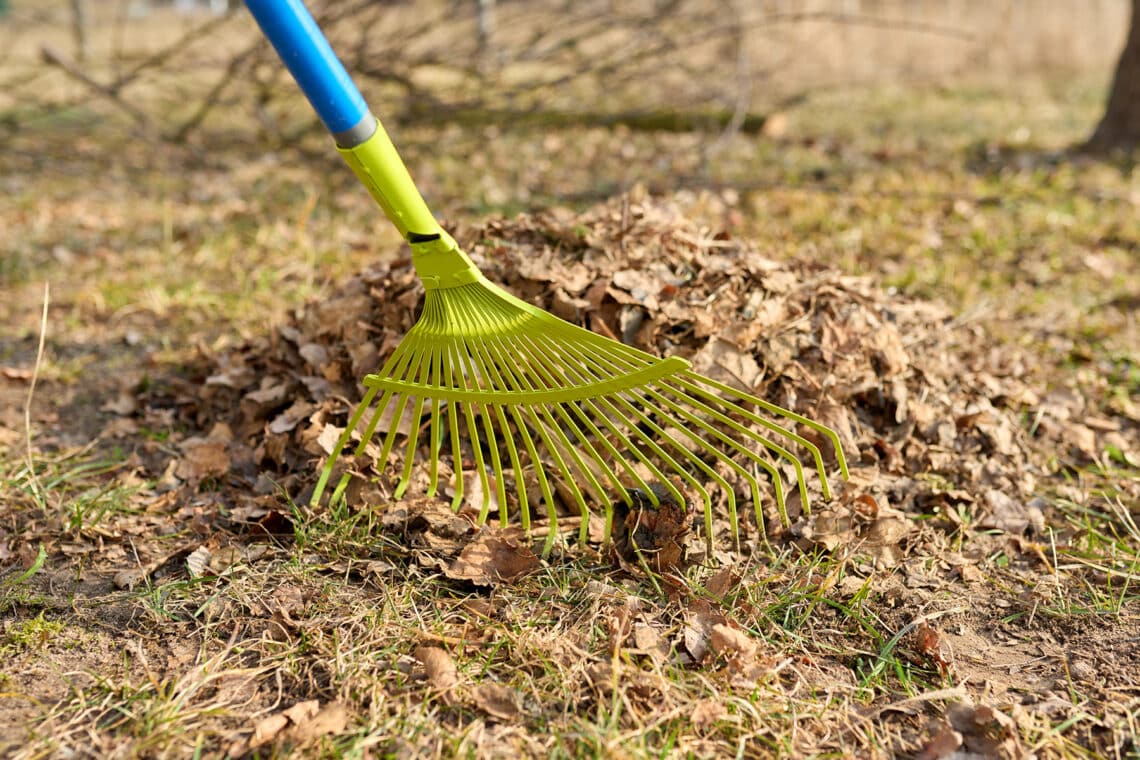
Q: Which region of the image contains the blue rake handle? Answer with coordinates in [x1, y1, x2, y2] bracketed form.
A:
[244, 0, 455, 245]
[244, 0, 370, 139]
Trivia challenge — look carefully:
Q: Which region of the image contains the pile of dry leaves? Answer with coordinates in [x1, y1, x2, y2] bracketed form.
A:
[154, 191, 1126, 563]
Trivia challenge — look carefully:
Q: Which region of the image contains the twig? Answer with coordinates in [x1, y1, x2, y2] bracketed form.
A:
[39, 45, 152, 129]
[170, 39, 262, 142]
[23, 282, 50, 508]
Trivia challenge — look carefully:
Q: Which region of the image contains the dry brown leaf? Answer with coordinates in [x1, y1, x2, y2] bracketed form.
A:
[913, 623, 954, 675]
[445, 530, 539, 585]
[268, 399, 315, 435]
[248, 713, 289, 749]
[916, 720, 964, 760]
[315, 423, 344, 455]
[281, 700, 319, 725]
[415, 646, 460, 691]
[270, 584, 306, 622]
[287, 701, 349, 741]
[704, 566, 738, 597]
[243, 382, 288, 409]
[471, 683, 521, 721]
[979, 490, 1040, 536]
[612, 483, 690, 574]
[802, 507, 857, 552]
[864, 515, 912, 567]
[945, 703, 1023, 760]
[690, 699, 728, 730]
[100, 392, 137, 416]
[186, 546, 211, 578]
[709, 624, 756, 660]
[176, 440, 229, 480]
[382, 498, 477, 554]
[632, 623, 670, 663]
[682, 600, 728, 664]
[691, 337, 763, 390]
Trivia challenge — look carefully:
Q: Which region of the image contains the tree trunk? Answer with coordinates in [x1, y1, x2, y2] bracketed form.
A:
[1087, 0, 1140, 149]
[71, 0, 89, 62]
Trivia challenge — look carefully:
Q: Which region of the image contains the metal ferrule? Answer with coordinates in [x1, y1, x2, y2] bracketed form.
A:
[333, 111, 379, 148]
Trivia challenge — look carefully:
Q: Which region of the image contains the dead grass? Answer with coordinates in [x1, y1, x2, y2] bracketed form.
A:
[1, 39, 1139, 760]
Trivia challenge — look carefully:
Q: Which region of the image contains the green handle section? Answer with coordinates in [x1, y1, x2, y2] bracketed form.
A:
[338, 120, 441, 240]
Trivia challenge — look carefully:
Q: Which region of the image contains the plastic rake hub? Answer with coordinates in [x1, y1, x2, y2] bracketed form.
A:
[311, 277, 850, 555]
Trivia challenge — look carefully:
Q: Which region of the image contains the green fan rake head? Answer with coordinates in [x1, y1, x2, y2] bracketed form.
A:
[310, 235, 850, 554]
[246, 0, 850, 556]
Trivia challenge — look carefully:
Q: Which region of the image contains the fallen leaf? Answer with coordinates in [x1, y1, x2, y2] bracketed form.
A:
[979, 490, 1039, 536]
[691, 336, 763, 390]
[709, 624, 756, 660]
[916, 720, 963, 760]
[177, 440, 229, 481]
[471, 683, 521, 721]
[704, 566, 737, 597]
[415, 646, 459, 691]
[690, 699, 727, 729]
[186, 546, 211, 578]
[248, 713, 288, 749]
[298, 343, 329, 368]
[945, 702, 1023, 760]
[913, 622, 953, 675]
[287, 701, 349, 741]
[101, 392, 137, 416]
[445, 530, 539, 585]
[268, 399, 315, 435]
[313, 423, 346, 456]
[632, 623, 670, 663]
[863, 515, 912, 567]
[0, 366, 33, 381]
[281, 700, 319, 725]
[612, 483, 691, 574]
[682, 600, 727, 664]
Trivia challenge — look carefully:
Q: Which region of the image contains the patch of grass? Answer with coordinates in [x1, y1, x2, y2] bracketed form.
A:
[1, 446, 142, 534]
[1056, 497, 1140, 589]
[1, 611, 64, 655]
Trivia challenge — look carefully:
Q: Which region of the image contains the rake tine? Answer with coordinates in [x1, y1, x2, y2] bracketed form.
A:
[455, 319, 515, 528]
[614, 389, 744, 549]
[520, 333, 677, 516]
[368, 332, 432, 470]
[467, 333, 532, 531]
[508, 337, 610, 546]
[394, 340, 436, 498]
[677, 373, 848, 502]
[652, 383, 798, 523]
[476, 335, 563, 551]
[514, 338, 622, 485]
[454, 294, 520, 528]
[645, 386, 784, 533]
[312, 382, 380, 506]
[512, 404, 559, 554]
[450, 301, 503, 524]
[315, 329, 422, 506]
[443, 342, 466, 512]
[520, 334, 646, 482]
[582, 340, 809, 525]
[426, 341, 444, 498]
[592, 391, 717, 549]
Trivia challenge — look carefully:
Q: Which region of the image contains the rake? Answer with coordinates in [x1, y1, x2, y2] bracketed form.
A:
[246, 0, 850, 555]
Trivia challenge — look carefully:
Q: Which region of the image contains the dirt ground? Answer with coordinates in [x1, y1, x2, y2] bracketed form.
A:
[3, 76, 1140, 758]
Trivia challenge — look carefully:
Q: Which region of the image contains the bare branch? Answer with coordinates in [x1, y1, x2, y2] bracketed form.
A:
[39, 44, 153, 130]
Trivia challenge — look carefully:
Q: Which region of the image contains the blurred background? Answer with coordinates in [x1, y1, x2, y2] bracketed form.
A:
[1, 1, 1136, 348]
[0, 0, 1129, 144]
